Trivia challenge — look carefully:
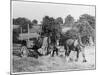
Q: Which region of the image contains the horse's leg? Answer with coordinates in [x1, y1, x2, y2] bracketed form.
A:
[65, 50, 67, 56]
[64, 45, 69, 56]
[56, 48, 58, 56]
[51, 50, 55, 57]
[68, 49, 71, 56]
[46, 37, 50, 55]
[65, 46, 71, 62]
[75, 47, 79, 62]
[81, 48, 87, 62]
[65, 48, 68, 56]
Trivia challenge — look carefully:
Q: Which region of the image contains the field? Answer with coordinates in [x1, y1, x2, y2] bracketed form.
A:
[12, 45, 95, 73]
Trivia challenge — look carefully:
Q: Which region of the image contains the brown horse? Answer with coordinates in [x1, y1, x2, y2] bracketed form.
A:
[64, 38, 87, 62]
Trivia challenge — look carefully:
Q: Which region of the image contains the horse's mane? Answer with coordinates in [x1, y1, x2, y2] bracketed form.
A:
[77, 35, 85, 47]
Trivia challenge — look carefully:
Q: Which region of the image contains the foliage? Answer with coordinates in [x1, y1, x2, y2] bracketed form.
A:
[32, 19, 38, 25]
[13, 17, 31, 26]
[13, 29, 19, 43]
[59, 28, 78, 46]
[12, 14, 95, 45]
[79, 14, 95, 29]
[73, 14, 95, 44]
[13, 17, 32, 32]
[64, 15, 74, 27]
[55, 17, 63, 25]
[41, 16, 61, 38]
[76, 21, 92, 37]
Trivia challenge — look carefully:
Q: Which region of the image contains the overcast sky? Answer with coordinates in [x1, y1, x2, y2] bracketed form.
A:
[12, 1, 95, 23]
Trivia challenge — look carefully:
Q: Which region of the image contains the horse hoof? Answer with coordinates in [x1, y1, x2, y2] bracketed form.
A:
[69, 58, 73, 62]
[83, 60, 87, 62]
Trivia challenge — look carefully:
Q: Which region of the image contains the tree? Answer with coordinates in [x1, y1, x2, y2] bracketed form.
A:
[78, 14, 95, 41]
[13, 29, 19, 43]
[42, 16, 55, 36]
[74, 21, 95, 45]
[32, 19, 38, 25]
[55, 17, 63, 25]
[64, 15, 74, 27]
[79, 14, 95, 29]
[13, 17, 32, 33]
[41, 16, 61, 39]
[59, 29, 78, 46]
[13, 18, 17, 25]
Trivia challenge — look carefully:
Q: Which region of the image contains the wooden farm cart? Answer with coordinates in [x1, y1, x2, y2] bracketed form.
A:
[18, 32, 40, 58]
[17, 24, 42, 58]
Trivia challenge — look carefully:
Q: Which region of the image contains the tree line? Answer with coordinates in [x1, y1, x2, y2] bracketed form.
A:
[13, 14, 95, 45]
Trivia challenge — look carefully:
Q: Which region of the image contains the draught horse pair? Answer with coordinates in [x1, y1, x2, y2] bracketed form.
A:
[38, 34, 87, 62]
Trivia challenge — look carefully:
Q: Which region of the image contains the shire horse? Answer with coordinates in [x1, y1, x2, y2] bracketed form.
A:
[60, 35, 87, 62]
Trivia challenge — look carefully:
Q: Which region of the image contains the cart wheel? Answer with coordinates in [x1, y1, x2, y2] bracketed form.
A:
[21, 46, 28, 57]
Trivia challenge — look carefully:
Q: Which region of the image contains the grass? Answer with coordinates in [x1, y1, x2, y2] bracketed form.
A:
[13, 56, 42, 72]
[12, 46, 95, 73]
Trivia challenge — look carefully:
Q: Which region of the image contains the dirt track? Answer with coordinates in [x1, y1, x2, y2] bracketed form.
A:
[12, 46, 95, 73]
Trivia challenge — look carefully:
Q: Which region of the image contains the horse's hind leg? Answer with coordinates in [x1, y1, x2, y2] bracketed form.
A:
[51, 50, 55, 57]
[75, 49, 79, 62]
[56, 49, 58, 56]
[65, 50, 67, 56]
[65, 46, 70, 56]
[65, 48, 71, 62]
[81, 49, 87, 62]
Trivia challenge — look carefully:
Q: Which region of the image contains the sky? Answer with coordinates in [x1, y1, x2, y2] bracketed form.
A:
[12, 1, 95, 23]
